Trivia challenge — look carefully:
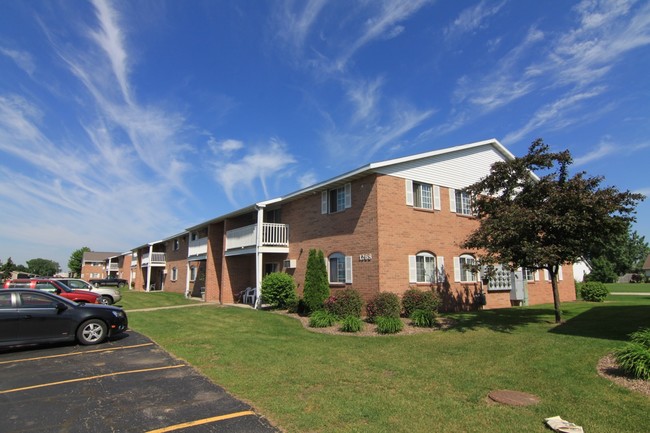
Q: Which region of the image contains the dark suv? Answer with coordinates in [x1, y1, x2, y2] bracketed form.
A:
[3, 279, 100, 304]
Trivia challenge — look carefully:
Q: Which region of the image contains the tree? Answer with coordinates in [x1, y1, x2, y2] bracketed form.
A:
[1, 257, 17, 279]
[587, 228, 649, 282]
[26, 258, 61, 276]
[462, 139, 644, 323]
[303, 249, 330, 313]
[68, 247, 91, 277]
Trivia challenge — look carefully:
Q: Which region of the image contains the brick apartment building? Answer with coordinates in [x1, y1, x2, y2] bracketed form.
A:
[120, 138, 576, 311]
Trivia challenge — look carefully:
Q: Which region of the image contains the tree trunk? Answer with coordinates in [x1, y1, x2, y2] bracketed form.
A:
[549, 266, 562, 323]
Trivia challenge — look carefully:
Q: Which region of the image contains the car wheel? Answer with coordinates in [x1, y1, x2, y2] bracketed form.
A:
[76, 319, 107, 345]
[117, 282, 125, 288]
[99, 295, 113, 305]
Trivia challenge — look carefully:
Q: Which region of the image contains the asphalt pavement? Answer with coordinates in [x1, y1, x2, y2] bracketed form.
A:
[0, 331, 281, 433]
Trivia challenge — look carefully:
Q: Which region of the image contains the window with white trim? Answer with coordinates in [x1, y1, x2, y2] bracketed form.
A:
[525, 268, 537, 281]
[455, 190, 472, 215]
[454, 254, 478, 282]
[321, 183, 352, 214]
[190, 265, 197, 282]
[405, 180, 441, 210]
[171, 267, 178, 281]
[173, 239, 179, 251]
[408, 252, 438, 283]
[328, 253, 352, 284]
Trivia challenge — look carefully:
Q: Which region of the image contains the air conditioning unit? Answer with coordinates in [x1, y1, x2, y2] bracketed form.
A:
[283, 259, 296, 269]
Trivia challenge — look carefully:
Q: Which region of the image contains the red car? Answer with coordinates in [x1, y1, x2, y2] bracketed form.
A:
[3, 279, 101, 304]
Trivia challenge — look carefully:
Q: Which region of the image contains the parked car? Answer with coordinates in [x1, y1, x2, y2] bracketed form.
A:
[88, 277, 128, 288]
[0, 288, 128, 346]
[3, 279, 100, 304]
[54, 278, 122, 305]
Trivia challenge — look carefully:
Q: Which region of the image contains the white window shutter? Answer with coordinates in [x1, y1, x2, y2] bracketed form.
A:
[438, 256, 445, 282]
[345, 256, 353, 283]
[405, 179, 414, 206]
[321, 191, 328, 214]
[453, 256, 461, 282]
[325, 255, 330, 282]
[345, 183, 352, 209]
[535, 270, 540, 281]
[408, 255, 416, 282]
[449, 188, 457, 212]
[544, 269, 550, 281]
[559, 266, 564, 281]
[433, 185, 441, 210]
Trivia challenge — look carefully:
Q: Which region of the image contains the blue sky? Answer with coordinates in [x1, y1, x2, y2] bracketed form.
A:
[1, 0, 649, 271]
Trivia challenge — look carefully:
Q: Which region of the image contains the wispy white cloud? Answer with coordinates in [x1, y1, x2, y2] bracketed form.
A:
[573, 137, 650, 166]
[346, 77, 384, 123]
[0, 46, 36, 76]
[213, 139, 297, 205]
[444, 0, 507, 40]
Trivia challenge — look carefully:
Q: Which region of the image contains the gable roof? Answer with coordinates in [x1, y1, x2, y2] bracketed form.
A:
[82, 251, 121, 262]
[187, 138, 512, 231]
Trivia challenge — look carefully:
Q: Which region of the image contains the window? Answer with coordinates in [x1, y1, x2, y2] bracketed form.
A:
[173, 239, 179, 251]
[405, 180, 441, 210]
[408, 252, 439, 283]
[171, 267, 178, 281]
[328, 253, 352, 284]
[190, 266, 197, 281]
[455, 190, 472, 215]
[454, 254, 478, 282]
[0, 292, 12, 308]
[19, 292, 58, 308]
[525, 268, 537, 281]
[321, 183, 352, 214]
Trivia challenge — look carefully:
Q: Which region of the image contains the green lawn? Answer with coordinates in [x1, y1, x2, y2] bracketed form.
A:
[116, 290, 198, 310]
[125, 290, 650, 433]
[607, 282, 650, 293]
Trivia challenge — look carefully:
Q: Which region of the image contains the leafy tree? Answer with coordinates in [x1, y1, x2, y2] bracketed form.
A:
[588, 228, 649, 281]
[1, 257, 17, 279]
[462, 139, 644, 323]
[26, 258, 61, 276]
[587, 256, 618, 283]
[68, 247, 91, 277]
[303, 249, 330, 313]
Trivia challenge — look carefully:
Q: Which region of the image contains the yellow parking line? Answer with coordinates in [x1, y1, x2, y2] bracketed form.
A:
[0, 364, 185, 394]
[146, 411, 256, 433]
[0, 343, 154, 365]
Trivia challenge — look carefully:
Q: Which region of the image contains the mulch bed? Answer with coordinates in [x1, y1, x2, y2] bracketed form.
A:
[277, 311, 455, 337]
[597, 353, 650, 397]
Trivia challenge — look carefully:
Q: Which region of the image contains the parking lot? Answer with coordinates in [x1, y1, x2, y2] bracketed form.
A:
[0, 331, 280, 433]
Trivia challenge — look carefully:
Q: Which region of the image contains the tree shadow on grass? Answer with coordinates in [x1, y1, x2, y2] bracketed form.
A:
[550, 304, 650, 341]
[444, 307, 555, 334]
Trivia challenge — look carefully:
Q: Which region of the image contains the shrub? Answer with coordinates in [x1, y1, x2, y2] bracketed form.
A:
[410, 309, 437, 328]
[579, 281, 609, 302]
[286, 297, 309, 315]
[303, 249, 330, 313]
[308, 310, 338, 328]
[339, 315, 364, 333]
[261, 272, 297, 309]
[366, 292, 401, 323]
[614, 328, 650, 380]
[401, 288, 441, 317]
[375, 316, 404, 334]
[323, 288, 363, 319]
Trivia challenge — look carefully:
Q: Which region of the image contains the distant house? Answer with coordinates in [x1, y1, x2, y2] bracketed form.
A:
[644, 254, 650, 279]
[125, 138, 576, 311]
[81, 251, 121, 280]
[573, 259, 592, 283]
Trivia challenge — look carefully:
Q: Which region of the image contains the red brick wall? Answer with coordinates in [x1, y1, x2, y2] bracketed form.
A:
[163, 234, 188, 294]
[206, 222, 224, 302]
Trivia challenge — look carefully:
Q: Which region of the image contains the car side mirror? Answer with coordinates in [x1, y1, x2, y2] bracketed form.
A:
[56, 302, 67, 313]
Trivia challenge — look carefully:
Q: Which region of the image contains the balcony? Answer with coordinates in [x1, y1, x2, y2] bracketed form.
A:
[108, 263, 119, 271]
[188, 236, 208, 258]
[141, 252, 166, 267]
[225, 223, 289, 255]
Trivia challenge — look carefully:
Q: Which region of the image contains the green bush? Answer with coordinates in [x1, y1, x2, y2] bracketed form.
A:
[323, 288, 363, 319]
[614, 328, 650, 380]
[579, 281, 609, 302]
[375, 316, 404, 334]
[401, 288, 440, 317]
[308, 310, 338, 328]
[366, 292, 401, 323]
[339, 315, 364, 333]
[410, 309, 437, 328]
[303, 249, 330, 313]
[261, 272, 297, 308]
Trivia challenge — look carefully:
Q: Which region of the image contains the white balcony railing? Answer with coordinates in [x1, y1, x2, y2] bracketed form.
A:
[226, 223, 289, 250]
[108, 263, 119, 271]
[188, 236, 208, 257]
[141, 252, 166, 266]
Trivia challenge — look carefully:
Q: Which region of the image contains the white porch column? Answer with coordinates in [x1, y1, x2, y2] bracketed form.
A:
[185, 262, 191, 297]
[145, 244, 153, 292]
[254, 205, 264, 309]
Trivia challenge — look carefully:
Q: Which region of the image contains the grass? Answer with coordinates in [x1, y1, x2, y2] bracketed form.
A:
[607, 283, 650, 293]
[116, 290, 198, 310]
[124, 287, 650, 433]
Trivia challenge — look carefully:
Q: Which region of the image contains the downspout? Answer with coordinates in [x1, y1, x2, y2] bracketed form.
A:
[185, 262, 191, 297]
[254, 205, 265, 309]
[146, 244, 153, 292]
